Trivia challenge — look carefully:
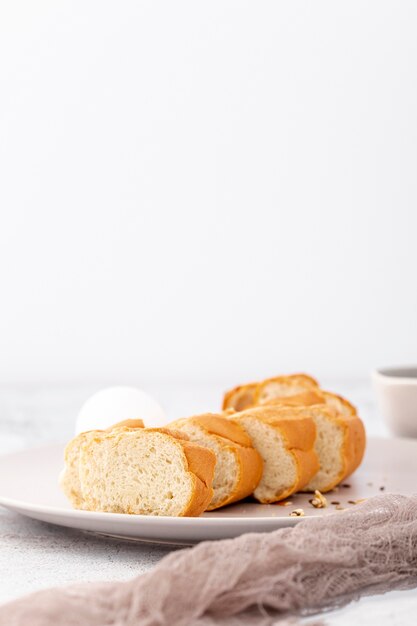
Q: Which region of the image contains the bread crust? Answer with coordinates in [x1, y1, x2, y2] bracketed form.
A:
[266, 390, 325, 408]
[265, 389, 357, 417]
[223, 374, 319, 411]
[169, 413, 263, 510]
[339, 413, 366, 482]
[231, 443, 264, 506]
[179, 439, 216, 516]
[232, 406, 319, 503]
[186, 413, 253, 447]
[107, 419, 144, 430]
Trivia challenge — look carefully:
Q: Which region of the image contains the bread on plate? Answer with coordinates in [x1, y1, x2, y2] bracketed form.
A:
[168, 413, 263, 510]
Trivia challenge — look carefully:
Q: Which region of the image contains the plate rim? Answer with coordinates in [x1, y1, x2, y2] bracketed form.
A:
[0, 435, 414, 530]
[0, 494, 304, 526]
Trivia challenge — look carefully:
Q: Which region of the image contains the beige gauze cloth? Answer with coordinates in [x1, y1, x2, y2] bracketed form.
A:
[1, 494, 417, 626]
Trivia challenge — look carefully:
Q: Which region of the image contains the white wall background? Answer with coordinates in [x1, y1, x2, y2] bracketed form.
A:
[0, 1, 416, 384]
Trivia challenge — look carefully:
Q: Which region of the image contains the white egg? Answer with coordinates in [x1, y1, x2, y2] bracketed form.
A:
[75, 386, 166, 434]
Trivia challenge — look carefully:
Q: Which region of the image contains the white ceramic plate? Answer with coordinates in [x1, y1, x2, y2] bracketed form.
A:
[0, 437, 414, 544]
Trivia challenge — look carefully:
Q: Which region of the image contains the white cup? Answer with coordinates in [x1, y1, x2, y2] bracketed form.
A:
[373, 366, 417, 438]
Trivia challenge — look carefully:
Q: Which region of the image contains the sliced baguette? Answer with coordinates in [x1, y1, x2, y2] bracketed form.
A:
[230, 406, 319, 503]
[60, 423, 216, 516]
[292, 405, 366, 492]
[223, 374, 318, 411]
[168, 413, 263, 510]
[236, 385, 364, 491]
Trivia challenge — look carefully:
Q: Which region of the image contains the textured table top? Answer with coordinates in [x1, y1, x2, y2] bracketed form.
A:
[1, 379, 416, 623]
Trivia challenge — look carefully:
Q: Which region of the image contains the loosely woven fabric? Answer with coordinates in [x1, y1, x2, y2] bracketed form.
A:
[2, 494, 417, 626]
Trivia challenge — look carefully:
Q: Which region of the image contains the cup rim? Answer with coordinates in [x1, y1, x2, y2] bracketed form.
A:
[373, 366, 417, 384]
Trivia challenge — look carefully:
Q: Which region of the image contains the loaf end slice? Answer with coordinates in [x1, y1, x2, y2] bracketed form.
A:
[78, 429, 215, 516]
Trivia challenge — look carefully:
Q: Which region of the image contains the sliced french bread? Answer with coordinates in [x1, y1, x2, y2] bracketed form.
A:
[223, 376, 365, 492]
[230, 406, 319, 503]
[246, 388, 364, 491]
[293, 405, 366, 492]
[61, 425, 216, 516]
[168, 413, 263, 510]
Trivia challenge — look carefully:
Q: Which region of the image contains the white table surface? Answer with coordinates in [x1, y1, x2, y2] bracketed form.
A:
[0, 379, 416, 623]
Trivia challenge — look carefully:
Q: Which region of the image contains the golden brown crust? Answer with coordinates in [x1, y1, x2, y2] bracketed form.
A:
[340, 413, 366, 482]
[230, 444, 264, 506]
[223, 374, 319, 411]
[107, 419, 144, 431]
[291, 448, 321, 493]
[147, 427, 190, 441]
[186, 413, 254, 447]
[264, 389, 357, 417]
[169, 413, 263, 510]
[180, 440, 216, 516]
[266, 390, 325, 408]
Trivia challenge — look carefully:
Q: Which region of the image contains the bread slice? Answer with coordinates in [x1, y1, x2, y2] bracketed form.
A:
[303, 405, 366, 493]
[59, 419, 145, 510]
[230, 406, 319, 503]
[223, 374, 318, 411]
[292, 405, 366, 492]
[60, 422, 216, 517]
[168, 413, 263, 510]
[243, 388, 364, 492]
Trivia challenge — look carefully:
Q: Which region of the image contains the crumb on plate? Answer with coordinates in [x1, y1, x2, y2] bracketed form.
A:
[309, 490, 328, 509]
